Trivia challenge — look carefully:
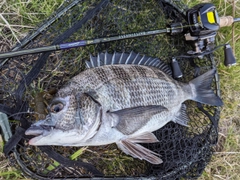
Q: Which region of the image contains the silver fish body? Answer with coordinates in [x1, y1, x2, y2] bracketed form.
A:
[25, 52, 223, 164]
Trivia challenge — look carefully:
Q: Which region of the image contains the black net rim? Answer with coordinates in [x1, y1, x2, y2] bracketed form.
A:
[0, 0, 221, 179]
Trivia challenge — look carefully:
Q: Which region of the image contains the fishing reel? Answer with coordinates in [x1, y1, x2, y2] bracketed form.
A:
[168, 3, 221, 55]
[185, 3, 219, 55]
[170, 3, 238, 78]
[183, 3, 237, 65]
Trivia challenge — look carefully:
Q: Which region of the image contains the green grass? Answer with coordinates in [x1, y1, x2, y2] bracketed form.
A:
[1, 0, 240, 179]
[0, 137, 24, 180]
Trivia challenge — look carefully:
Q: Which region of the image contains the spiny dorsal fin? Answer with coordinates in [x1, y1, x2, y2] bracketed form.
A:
[85, 51, 172, 76]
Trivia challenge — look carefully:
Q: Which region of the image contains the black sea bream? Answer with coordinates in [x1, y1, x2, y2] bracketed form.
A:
[25, 52, 223, 164]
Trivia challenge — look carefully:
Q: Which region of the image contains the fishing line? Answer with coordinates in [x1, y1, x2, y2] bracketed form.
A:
[7, 111, 44, 119]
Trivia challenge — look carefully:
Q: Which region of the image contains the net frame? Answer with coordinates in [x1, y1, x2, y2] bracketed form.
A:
[0, 0, 221, 179]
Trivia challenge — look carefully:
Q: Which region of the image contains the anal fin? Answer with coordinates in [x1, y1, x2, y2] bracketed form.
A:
[173, 104, 190, 126]
[116, 132, 162, 164]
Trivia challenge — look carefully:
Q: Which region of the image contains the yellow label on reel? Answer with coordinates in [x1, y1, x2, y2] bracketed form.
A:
[207, 11, 215, 23]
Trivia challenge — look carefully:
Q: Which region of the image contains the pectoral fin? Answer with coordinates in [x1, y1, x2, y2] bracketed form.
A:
[109, 105, 167, 135]
[116, 132, 162, 164]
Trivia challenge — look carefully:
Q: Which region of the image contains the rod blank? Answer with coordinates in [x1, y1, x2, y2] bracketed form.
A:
[0, 29, 167, 60]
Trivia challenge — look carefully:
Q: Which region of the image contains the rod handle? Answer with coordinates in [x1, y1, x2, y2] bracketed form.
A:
[219, 16, 234, 27]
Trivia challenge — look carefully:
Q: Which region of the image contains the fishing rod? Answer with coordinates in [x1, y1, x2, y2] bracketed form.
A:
[0, 3, 239, 64]
[0, 28, 173, 59]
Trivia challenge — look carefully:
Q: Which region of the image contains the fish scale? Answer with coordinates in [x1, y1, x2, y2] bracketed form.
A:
[25, 52, 223, 165]
[123, 78, 178, 109]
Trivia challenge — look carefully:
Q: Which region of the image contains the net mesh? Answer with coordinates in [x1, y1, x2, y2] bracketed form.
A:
[0, 0, 221, 179]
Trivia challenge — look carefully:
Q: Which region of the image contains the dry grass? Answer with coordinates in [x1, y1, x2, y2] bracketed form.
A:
[1, 0, 240, 179]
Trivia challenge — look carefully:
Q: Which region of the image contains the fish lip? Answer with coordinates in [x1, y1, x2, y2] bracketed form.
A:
[25, 124, 55, 136]
[28, 135, 45, 145]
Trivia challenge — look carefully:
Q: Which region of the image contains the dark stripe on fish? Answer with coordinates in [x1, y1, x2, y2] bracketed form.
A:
[151, 67, 171, 82]
[110, 66, 132, 80]
[131, 65, 148, 77]
[93, 67, 109, 82]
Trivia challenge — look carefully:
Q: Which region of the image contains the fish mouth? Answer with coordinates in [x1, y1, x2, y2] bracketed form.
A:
[25, 124, 56, 145]
[25, 124, 55, 136]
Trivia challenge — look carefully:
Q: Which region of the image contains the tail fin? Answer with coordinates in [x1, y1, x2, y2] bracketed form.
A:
[190, 69, 223, 106]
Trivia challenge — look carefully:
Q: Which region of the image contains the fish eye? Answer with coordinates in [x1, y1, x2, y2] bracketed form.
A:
[50, 103, 64, 113]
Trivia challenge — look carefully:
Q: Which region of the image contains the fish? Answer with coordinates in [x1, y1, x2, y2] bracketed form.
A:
[25, 51, 223, 164]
